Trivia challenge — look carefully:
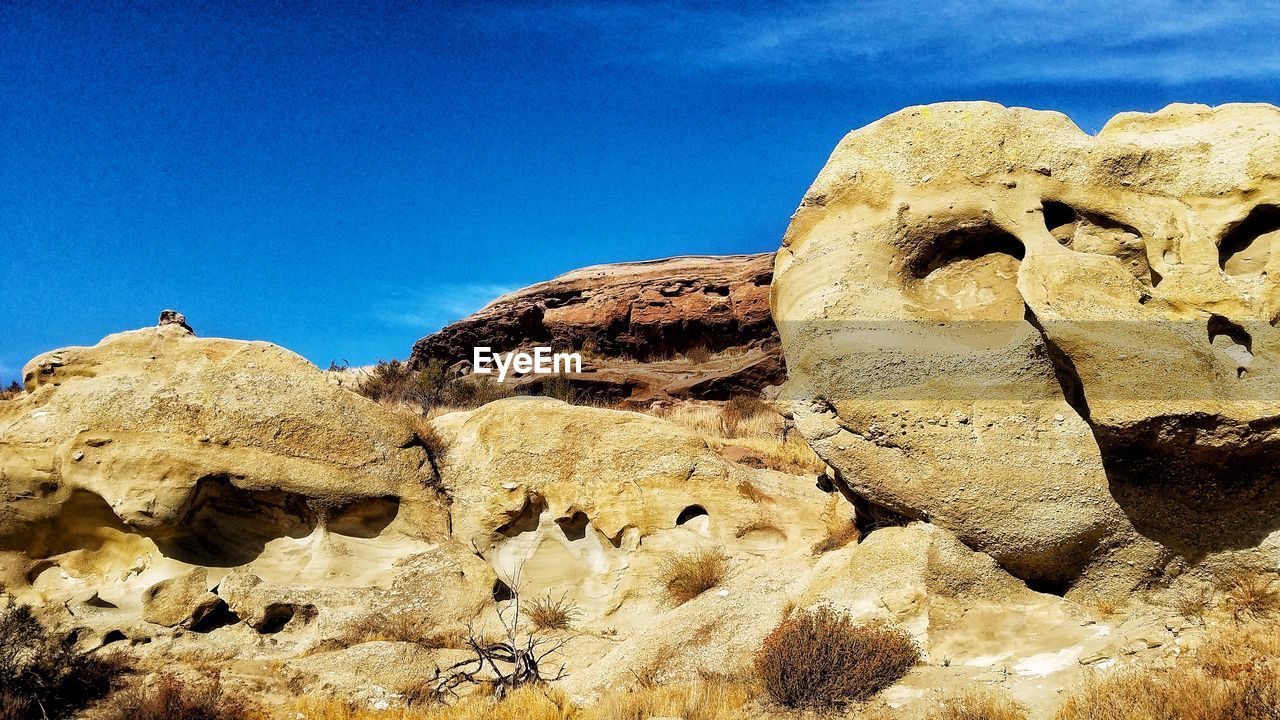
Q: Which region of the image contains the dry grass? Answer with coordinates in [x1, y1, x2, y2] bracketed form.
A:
[522, 593, 580, 632]
[755, 606, 919, 708]
[1055, 623, 1280, 720]
[1168, 585, 1215, 623]
[650, 402, 824, 475]
[325, 611, 467, 650]
[927, 687, 1029, 720]
[1218, 571, 1280, 623]
[0, 382, 19, 401]
[582, 674, 754, 720]
[97, 673, 256, 720]
[720, 395, 773, 438]
[284, 685, 574, 720]
[656, 547, 730, 605]
[812, 495, 860, 554]
[684, 345, 713, 364]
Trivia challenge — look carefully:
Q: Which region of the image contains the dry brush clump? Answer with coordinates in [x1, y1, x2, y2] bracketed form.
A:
[0, 381, 20, 401]
[1054, 623, 1280, 720]
[656, 547, 730, 605]
[286, 685, 574, 720]
[521, 593, 581, 632]
[1218, 570, 1280, 623]
[95, 672, 256, 720]
[755, 605, 919, 709]
[719, 395, 773, 438]
[0, 590, 128, 720]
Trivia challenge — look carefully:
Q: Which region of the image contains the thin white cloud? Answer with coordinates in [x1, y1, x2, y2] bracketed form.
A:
[373, 283, 518, 331]
[472, 0, 1280, 86]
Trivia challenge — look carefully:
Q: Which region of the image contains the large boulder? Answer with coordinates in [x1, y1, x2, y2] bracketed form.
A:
[773, 102, 1280, 596]
[0, 314, 482, 644]
[433, 397, 830, 617]
[409, 254, 783, 402]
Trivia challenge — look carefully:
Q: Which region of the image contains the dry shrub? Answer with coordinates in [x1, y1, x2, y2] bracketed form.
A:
[286, 685, 573, 720]
[1168, 584, 1215, 623]
[720, 395, 772, 438]
[0, 382, 19, 401]
[584, 674, 753, 720]
[356, 359, 516, 413]
[1055, 624, 1280, 720]
[0, 591, 128, 720]
[657, 547, 730, 605]
[813, 495, 860, 554]
[1219, 571, 1280, 623]
[685, 345, 713, 364]
[755, 606, 919, 708]
[928, 687, 1028, 720]
[331, 611, 466, 649]
[97, 672, 253, 720]
[522, 593, 580, 632]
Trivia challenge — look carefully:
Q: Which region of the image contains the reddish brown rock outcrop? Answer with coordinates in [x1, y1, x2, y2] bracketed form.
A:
[409, 254, 781, 402]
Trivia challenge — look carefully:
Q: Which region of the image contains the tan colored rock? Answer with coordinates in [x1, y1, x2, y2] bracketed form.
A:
[433, 396, 829, 621]
[142, 567, 222, 628]
[774, 102, 1280, 595]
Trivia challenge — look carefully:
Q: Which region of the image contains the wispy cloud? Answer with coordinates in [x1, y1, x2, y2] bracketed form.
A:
[473, 0, 1280, 86]
[372, 282, 518, 331]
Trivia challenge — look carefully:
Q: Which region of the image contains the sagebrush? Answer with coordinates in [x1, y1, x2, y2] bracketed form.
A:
[755, 606, 919, 708]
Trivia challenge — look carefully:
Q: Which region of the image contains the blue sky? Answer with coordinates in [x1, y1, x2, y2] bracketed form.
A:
[4, 1, 1280, 382]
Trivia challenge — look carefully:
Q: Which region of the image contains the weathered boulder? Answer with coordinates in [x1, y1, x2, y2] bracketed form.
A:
[774, 102, 1280, 596]
[409, 254, 782, 402]
[141, 567, 223, 628]
[433, 397, 830, 617]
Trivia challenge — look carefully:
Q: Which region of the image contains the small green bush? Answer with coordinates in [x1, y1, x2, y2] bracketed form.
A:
[755, 606, 918, 708]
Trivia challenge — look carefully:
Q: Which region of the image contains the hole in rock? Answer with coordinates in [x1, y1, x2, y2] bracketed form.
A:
[157, 475, 318, 567]
[190, 600, 239, 634]
[1208, 315, 1254, 372]
[676, 505, 709, 526]
[1025, 577, 1071, 597]
[325, 496, 401, 538]
[256, 603, 314, 634]
[101, 630, 127, 646]
[555, 511, 590, 541]
[496, 493, 547, 537]
[908, 223, 1026, 279]
[492, 579, 515, 603]
[1042, 201, 1153, 284]
[1042, 201, 1077, 234]
[1220, 204, 1280, 276]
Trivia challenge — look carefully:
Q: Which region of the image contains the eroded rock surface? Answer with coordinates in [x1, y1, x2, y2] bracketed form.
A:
[409, 254, 782, 402]
[774, 101, 1280, 596]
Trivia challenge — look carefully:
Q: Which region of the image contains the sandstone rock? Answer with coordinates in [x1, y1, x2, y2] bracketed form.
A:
[773, 101, 1280, 595]
[410, 254, 782, 401]
[142, 567, 223, 628]
[433, 396, 829, 621]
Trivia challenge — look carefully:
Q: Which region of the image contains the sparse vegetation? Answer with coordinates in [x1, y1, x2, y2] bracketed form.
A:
[812, 495, 859, 553]
[522, 593, 580, 632]
[927, 687, 1029, 720]
[1168, 584, 1215, 623]
[286, 685, 574, 720]
[754, 606, 919, 708]
[583, 674, 754, 720]
[96, 672, 254, 720]
[657, 547, 730, 605]
[329, 610, 467, 649]
[684, 345, 713, 364]
[0, 381, 19, 401]
[650, 402, 825, 475]
[0, 590, 128, 720]
[1055, 623, 1280, 720]
[720, 395, 773, 438]
[1218, 570, 1280, 623]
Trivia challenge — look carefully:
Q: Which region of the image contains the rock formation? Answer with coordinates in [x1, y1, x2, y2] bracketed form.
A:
[409, 254, 783, 402]
[773, 101, 1280, 596]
